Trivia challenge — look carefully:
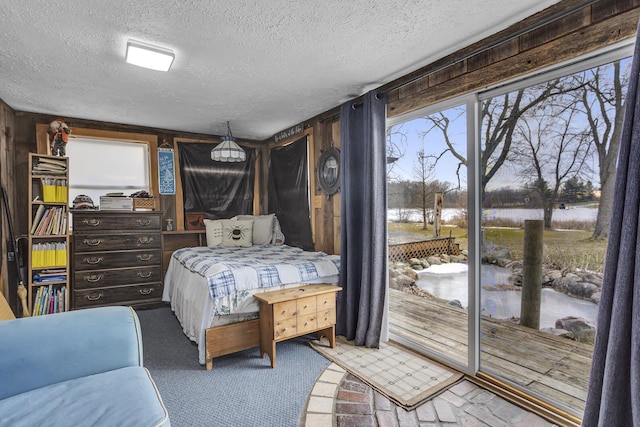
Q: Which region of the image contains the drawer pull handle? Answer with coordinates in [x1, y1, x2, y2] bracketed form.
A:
[84, 274, 104, 283]
[137, 254, 153, 261]
[83, 238, 102, 246]
[136, 219, 152, 226]
[85, 293, 103, 301]
[84, 257, 103, 265]
[138, 288, 154, 295]
[138, 236, 154, 244]
[137, 271, 153, 278]
[83, 219, 101, 227]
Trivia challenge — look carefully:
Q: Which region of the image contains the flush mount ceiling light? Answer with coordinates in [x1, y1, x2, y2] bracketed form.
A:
[125, 40, 175, 72]
[211, 121, 246, 162]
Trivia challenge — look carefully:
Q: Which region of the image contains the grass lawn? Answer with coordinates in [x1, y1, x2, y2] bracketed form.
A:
[388, 222, 608, 272]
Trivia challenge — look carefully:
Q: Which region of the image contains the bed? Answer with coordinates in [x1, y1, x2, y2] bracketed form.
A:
[162, 244, 340, 369]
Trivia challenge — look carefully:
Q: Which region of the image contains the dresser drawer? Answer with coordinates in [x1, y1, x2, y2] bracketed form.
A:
[317, 309, 336, 329]
[296, 296, 317, 316]
[74, 265, 162, 289]
[274, 318, 297, 340]
[273, 300, 297, 322]
[74, 283, 162, 308]
[74, 233, 161, 252]
[317, 293, 336, 311]
[297, 313, 318, 334]
[74, 249, 161, 270]
[73, 213, 161, 232]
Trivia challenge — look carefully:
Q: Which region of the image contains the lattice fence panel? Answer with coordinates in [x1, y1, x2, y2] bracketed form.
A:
[388, 238, 460, 264]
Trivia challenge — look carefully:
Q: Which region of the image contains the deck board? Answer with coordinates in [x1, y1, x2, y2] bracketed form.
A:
[388, 288, 592, 413]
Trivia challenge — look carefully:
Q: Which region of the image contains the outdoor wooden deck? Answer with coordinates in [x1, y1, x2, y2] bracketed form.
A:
[388, 288, 593, 413]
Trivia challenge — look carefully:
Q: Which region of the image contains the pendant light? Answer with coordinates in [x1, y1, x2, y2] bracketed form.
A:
[211, 121, 246, 162]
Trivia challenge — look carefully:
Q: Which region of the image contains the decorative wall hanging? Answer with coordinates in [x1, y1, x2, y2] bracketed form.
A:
[317, 145, 340, 197]
[158, 143, 176, 195]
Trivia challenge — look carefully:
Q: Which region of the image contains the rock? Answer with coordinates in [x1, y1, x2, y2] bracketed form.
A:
[461, 249, 468, 257]
[547, 270, 563, 281]
[420, 259, 431, 269]
[401, 268, 418, 281]
[482, 245, 512, 266]
[396, 274, 415, 288]
[427, 256, 442, 265]
[440, 254, 451, 263]
[447, 299, 463, 308]
[591, 292, 601, 304]
[389, 277, 399, 290]
[552, 276, 578, 294]
[580, 272, 603, 287]
[566, 282, 599, 299]
[541, 327, 575, 340]
[449, 255, 465, 263]
[410, 263, 424, 270]
[555, 316, 596, 344]
[409, 258, 421, 266]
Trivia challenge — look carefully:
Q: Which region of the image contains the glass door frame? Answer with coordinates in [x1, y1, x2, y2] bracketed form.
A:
[385, 39, 634, 416]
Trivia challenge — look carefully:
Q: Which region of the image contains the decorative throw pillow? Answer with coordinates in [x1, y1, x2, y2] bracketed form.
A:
[235, 214, 274, 245]
[221, 219, 253, 247]
[204, 219, 225, 247]
[272, 216, 285, 245]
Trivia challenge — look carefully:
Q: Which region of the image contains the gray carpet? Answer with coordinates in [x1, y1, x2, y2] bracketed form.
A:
[136, 306, 331, 427]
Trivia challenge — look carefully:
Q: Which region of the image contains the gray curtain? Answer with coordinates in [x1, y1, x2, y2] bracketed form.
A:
[582, 26, 640, 427]
[336, 91, 387, 347]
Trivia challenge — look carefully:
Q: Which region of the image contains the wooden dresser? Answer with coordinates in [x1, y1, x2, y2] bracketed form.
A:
[71, 211, 163, 309]
[254, 284, 341, 368]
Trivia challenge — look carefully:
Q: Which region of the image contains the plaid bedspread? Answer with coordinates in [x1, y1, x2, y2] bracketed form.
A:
[172, 245, 340, 299]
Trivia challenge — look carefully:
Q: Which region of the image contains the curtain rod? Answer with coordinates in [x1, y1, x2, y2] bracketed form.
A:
[380, 0, 600, 95]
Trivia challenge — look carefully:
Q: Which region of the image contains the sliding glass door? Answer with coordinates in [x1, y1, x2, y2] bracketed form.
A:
[387, 98, 470, 369]
[387, 45, 632, 416]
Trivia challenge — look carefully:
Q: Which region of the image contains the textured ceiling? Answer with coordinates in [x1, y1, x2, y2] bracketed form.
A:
[0, 0, 560, 140]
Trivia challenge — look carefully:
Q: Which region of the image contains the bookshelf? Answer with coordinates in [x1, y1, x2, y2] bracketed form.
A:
[27, 153, 70, 315]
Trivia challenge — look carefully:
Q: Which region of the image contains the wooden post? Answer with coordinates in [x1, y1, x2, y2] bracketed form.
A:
[433, 192, 442, 237]
[520, 220, 543, 329]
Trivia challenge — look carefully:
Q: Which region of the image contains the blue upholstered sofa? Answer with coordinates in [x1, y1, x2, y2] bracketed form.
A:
[0, 306, 170, 426]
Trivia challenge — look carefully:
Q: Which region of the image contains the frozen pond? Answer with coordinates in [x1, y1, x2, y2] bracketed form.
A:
[388, 207, 597, 224]
[416, 263, 599, 329]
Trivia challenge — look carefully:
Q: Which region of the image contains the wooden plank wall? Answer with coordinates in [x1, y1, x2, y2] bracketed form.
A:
[0, 100, 16, 306]
[383, 0, 640, 118]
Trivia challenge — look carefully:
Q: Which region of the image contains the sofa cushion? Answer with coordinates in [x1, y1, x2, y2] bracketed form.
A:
[0, 366, 170, 427]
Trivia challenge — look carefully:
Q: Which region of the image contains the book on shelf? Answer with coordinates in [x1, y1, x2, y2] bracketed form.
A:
[33, 285, 65, 315]
[31, 207, 66, 236]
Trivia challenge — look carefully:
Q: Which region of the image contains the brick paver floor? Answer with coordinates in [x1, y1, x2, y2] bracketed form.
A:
[303, 363, 561, 427]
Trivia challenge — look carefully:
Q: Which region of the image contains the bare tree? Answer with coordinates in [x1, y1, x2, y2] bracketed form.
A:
[417, 82, 574, 201]
[574, 60, 629, 239]
[513, 103, 593, 229]
[413, 149, 436, 230]
[386, 123, 408, 180]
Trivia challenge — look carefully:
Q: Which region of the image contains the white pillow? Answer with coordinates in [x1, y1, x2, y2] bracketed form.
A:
[204, 219, 224, 247]
[236, 214, 274, 245]
[221, 219, 253, 247]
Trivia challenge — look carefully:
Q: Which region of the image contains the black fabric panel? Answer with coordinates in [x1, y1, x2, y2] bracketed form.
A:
[177, 142, 255, 224]
[268, 137, 314, 251]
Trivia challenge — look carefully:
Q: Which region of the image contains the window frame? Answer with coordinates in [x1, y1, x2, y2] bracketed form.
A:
[36, 124, 158, 199]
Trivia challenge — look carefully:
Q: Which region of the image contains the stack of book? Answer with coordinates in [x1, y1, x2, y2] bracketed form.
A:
[31, 206, 67, 235]
[32, 285, 66, 315]
[31, 156, 67, 175]
[32, 268, 67, 284]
